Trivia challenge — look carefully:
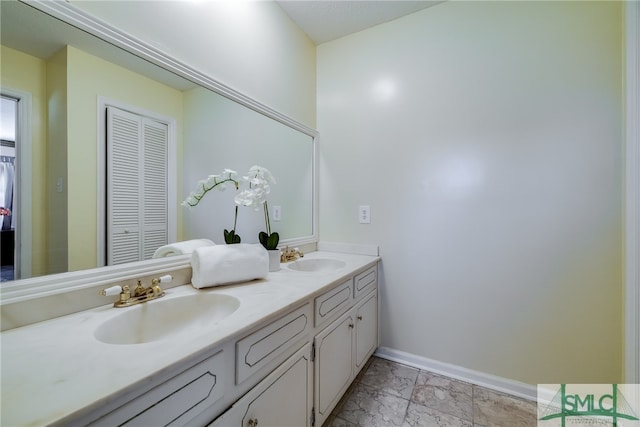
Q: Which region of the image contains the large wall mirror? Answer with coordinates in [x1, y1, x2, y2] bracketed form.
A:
[0, 0, 318, 290]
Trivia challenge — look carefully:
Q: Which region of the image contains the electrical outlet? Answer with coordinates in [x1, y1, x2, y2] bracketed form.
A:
[359, 205, 371, 224]
[272, 205, 282, 221]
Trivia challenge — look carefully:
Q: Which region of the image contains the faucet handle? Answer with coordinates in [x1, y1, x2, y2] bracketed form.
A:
[100, 285, 123, 297]
[150, 275, 171, 297]
[151, 274, 172, 288]
[154, 274, 173, 284]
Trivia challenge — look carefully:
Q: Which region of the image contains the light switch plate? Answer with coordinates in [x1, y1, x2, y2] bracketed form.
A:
[359, 205, 371, 224]
[272, 205, 282, 221]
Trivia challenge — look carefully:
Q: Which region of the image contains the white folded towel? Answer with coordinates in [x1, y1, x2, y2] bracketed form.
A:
[152, 239, 215, 258]
[190, 244, 269, 288]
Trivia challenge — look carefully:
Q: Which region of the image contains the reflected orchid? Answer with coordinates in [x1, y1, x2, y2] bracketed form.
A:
[182, 168, 241, 244]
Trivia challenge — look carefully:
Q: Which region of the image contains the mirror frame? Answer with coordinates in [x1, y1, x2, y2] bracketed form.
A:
[1, 0, 318, 305]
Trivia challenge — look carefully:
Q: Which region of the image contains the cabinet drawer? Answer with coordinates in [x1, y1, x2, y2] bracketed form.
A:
[93, 350, 225, 427]
[236, 303, 311, 384]
[314, 280, 352, 327]
[354, 266, 377, 299]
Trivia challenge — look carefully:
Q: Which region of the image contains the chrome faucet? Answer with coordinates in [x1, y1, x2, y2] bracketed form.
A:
[280, 246, 304, 262]
[100, 275, 172, 308]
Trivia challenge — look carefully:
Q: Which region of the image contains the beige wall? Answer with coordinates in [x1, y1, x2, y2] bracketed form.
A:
[318, 1, 624, 383]
[66, 46, 184, 271]
[46, 47, 69, 274]
[0, 46, 48, 276]
[1, 45, 185, 275]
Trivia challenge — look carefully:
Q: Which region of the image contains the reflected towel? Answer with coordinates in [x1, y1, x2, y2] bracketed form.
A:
[190, 244, 268, 288]
[152, 239, 215, 258]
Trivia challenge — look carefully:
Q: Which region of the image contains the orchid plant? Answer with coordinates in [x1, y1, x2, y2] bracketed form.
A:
[182, 169, 242, 244]
[234, 165, 279, 250]
[182, 165, 279, 249]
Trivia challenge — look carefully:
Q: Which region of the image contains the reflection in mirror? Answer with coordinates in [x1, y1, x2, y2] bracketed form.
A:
[183, 87, 314, 246]
[0, 0, 317, 287]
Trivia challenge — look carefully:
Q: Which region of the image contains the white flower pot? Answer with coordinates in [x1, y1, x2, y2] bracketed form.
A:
[268, 250, 281, 272]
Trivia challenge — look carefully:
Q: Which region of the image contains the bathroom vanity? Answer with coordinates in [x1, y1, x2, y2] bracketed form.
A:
[0, 251, 379, 427]
[0, 4, 377, 425]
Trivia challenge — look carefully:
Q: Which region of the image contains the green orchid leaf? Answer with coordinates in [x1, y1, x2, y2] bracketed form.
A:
[267, 232, 279, 249]
[258, 231, 279, 250]
[224, 229, 241, 244]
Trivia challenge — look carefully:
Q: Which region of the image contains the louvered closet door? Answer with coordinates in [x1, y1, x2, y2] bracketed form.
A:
[141, 120, 168, 259]
[107, 106, 168, 265]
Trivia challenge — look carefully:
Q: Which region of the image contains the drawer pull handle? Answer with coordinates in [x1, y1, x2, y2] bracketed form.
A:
[248, 418, 259, 427]
[357, 315, 363, 320]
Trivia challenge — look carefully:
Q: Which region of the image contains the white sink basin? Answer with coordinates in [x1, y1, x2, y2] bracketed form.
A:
[286, 258, 346, 272]
[94, 293, 240, 345]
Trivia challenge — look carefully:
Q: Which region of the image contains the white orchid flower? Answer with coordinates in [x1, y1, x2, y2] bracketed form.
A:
[182, 168, 240, 208]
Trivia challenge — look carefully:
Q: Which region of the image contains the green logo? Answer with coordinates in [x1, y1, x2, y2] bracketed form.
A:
[539, 384, 639, 426]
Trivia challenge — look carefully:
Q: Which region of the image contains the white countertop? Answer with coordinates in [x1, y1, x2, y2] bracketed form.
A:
[0, 251, 378, 427]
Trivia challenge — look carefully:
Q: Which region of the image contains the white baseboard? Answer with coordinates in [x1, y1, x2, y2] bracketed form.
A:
[374, 346, 539, 402]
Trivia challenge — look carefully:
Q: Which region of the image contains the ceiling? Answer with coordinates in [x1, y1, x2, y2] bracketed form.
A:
[276, 0, 443, 45]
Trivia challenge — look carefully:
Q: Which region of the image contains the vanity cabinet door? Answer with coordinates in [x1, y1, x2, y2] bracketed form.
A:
[354, 290, 378, 370]
[209, 343, 313, 427]
[314, 311, 355, 425]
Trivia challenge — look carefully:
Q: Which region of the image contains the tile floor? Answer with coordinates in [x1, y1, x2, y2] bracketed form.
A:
[324, 356, 537, 427]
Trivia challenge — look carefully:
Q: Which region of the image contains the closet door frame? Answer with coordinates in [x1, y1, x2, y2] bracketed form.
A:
[96, 96, 177, 267]
[1, 87, 32, 279]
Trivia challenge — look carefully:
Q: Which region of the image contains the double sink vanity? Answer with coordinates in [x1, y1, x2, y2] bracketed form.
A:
[0, 3, 377, 425]
[1, 250, 380, 427]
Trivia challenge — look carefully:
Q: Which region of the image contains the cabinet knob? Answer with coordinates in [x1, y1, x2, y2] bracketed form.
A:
[357, 315, 363, 320]
[349, 323, 354, 329]
[248, 419, 259, 427]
